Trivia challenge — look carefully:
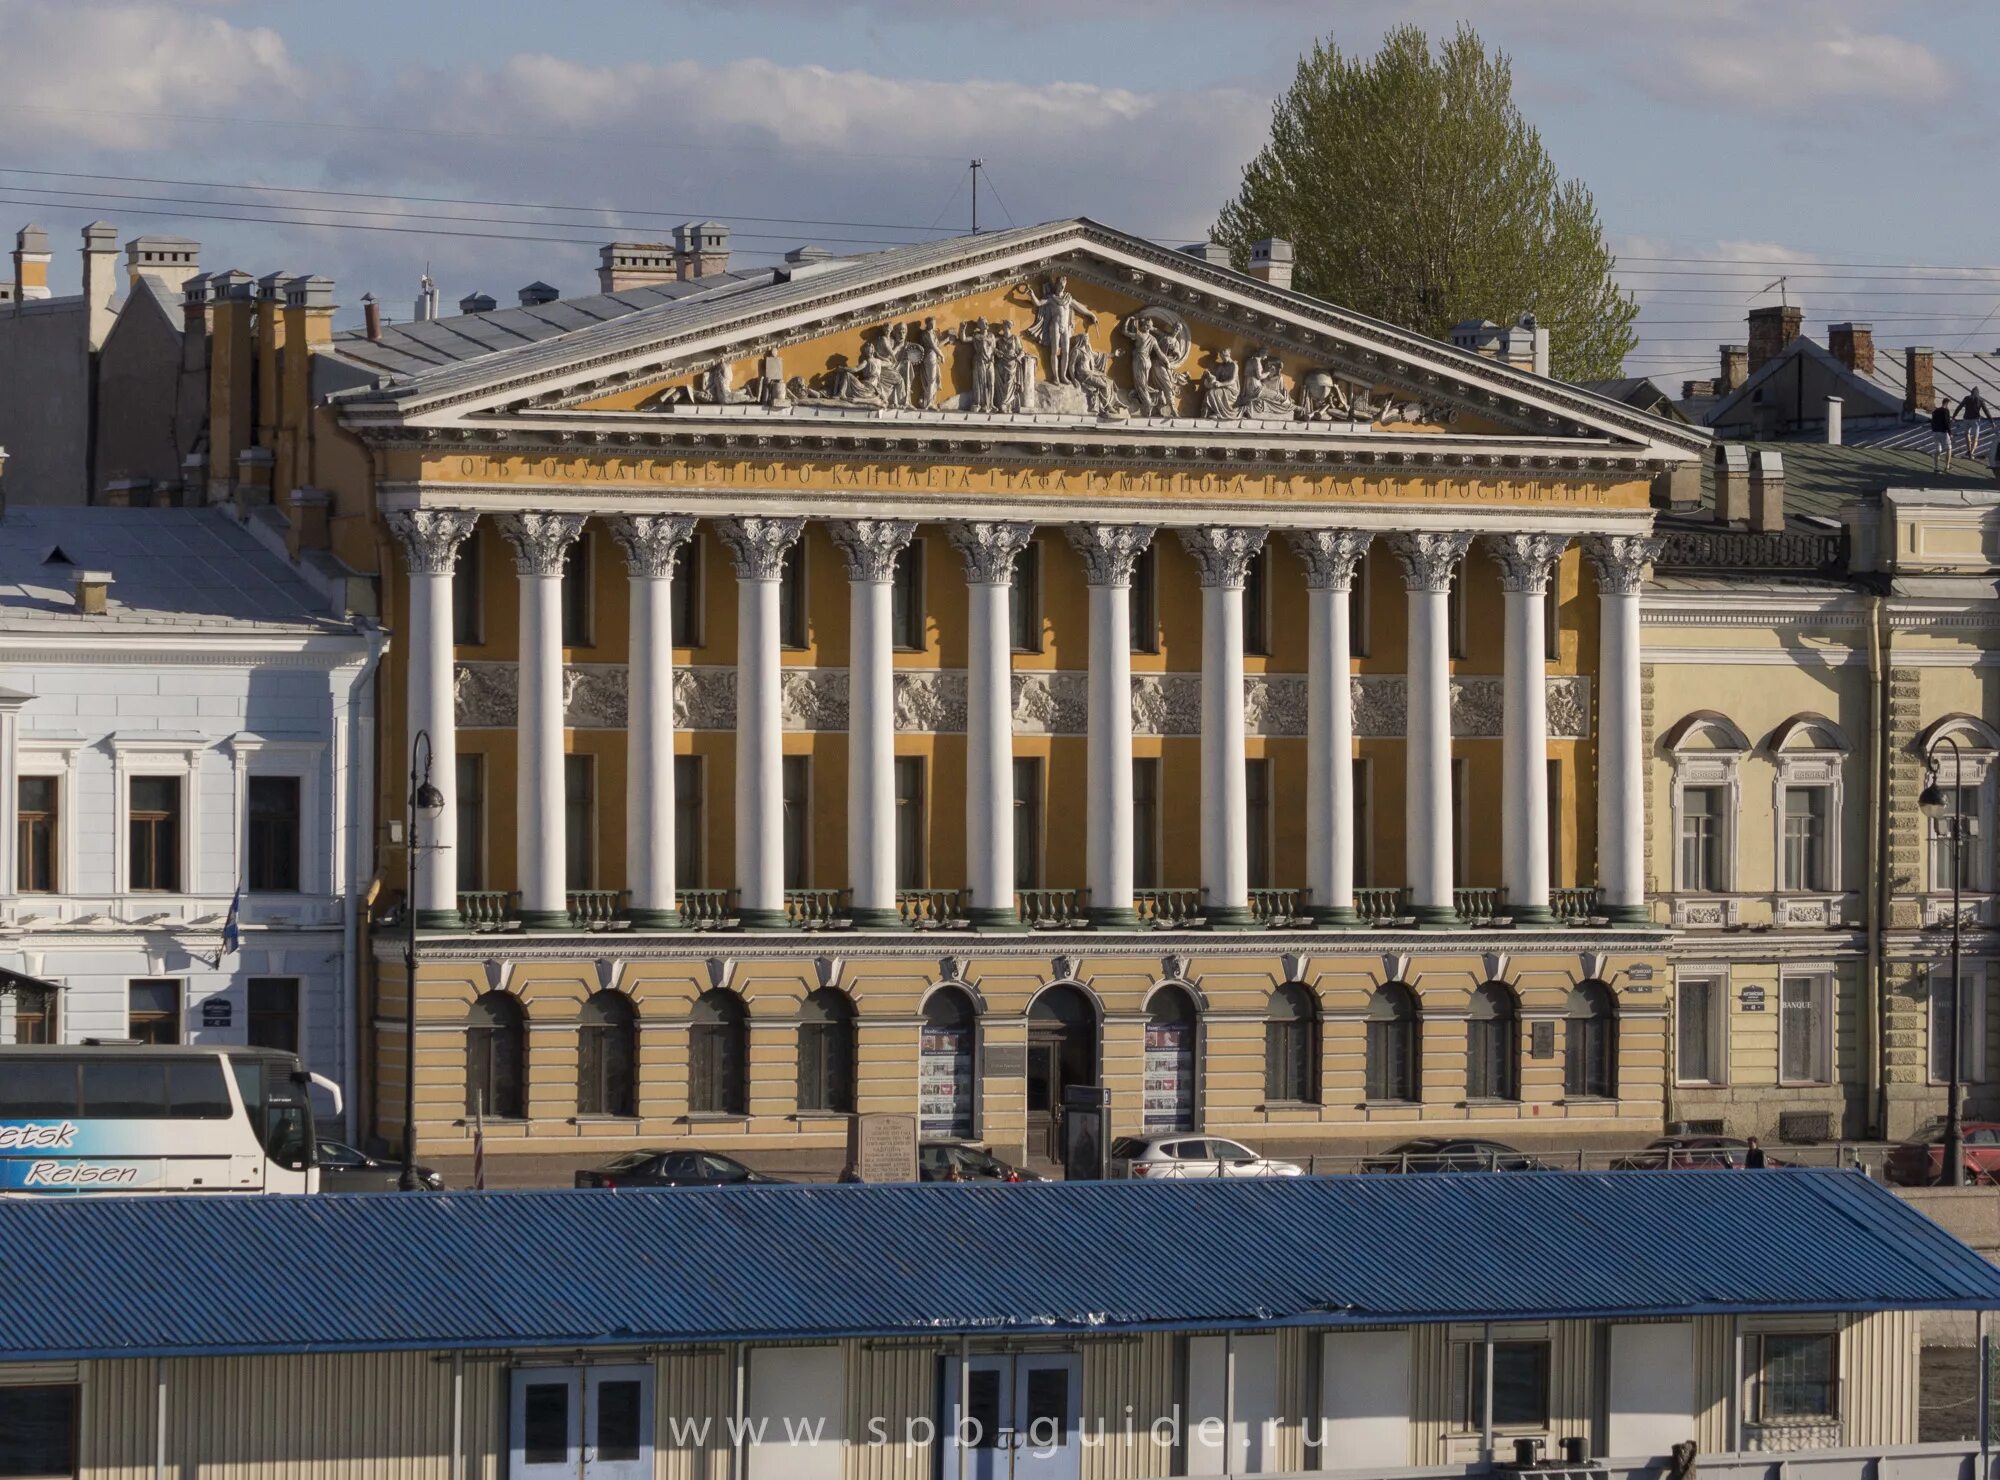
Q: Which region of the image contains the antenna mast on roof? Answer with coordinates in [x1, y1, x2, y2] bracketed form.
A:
[970, 159, 983, 236]
[1756, 274, 1790, 309]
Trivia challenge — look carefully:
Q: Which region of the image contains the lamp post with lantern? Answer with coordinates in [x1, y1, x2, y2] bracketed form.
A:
[402, 729, 446, 1193]
[1920, 736, 1969, 1188]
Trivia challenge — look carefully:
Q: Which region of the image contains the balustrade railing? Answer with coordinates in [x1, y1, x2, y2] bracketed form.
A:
[1453, 887, 1505, 924]
[1017, 888, 1089, 929]
[456, 891, 519, 932]
[896, 889, 967, 929]
[1133, 888, 1204, 928]
[1248, 887, 1310, 927]
[676, 889, 737, 929]
[1551, 886, 1602, 924]
[1353, 887, 1409, 926]
[784, 888, 850, 929]
[566, 890, 629, 930]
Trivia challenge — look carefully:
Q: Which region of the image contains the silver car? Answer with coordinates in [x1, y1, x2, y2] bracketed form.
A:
[1109, 1135, 1303, 1180]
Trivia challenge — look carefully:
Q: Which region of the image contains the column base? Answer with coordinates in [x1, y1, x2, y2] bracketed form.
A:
[413, 908, 464, 931]
[1088, 905, 1140, 930]
[626, 907, 684, 931]
[1599, 902, 1651, 926]
[968, 906, 1027, 931]
[1408, 903, 1464, 929]
[738, 906, 791, 930]
[1205, 903, 1254, 929]
[847, 906, 903, 930]
[518, 908, 571, 931]
[1505, 903, 1557, 927]
[1310, 905, 1364, 929]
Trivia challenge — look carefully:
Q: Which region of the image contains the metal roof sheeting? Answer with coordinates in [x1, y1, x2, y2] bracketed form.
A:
[2, 1171, 1996, 1362]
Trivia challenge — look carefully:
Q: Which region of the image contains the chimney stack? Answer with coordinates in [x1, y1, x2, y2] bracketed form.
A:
[1248, 237, 1294, 291]
[672, 222, 731, 280]
[457, 291, 496, 315]
[1747, 304, 1803, 374]
[72, 569, 113, 615]
[1719, 344, 1748, 392]
[362, 292, 381, 341]
[1827, 322, 1874, 377]
[1905, 346, 1936, 414]
[1749, 447, 1785, 533]
[518, 281, 559, 307]
[1713, 442, 1751, 525]
[11, 224, 49, 303]
[124, 235, 200, 299]
[1178, 242, 1231, 267]
[80, 222, 118, 350]
[597, 242, 676, 294]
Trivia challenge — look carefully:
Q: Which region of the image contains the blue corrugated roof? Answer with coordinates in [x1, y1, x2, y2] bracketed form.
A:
[2, 1171, 1995, 1362]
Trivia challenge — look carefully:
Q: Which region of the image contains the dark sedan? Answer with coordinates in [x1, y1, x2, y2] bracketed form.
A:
[1360, 1137, 1552, 1173]
[1885, 1122, 2000, 1186]
[1611, 1135, 1783, 1171]
[919, 1142, 1046, 1183]
[317, 1139, 445, 1191]
[573, 1150, 792, 1189]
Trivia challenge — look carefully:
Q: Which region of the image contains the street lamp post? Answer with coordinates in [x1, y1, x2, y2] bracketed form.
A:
[1921, 738, 1968, 1188]
[402, 729, 446, 1193]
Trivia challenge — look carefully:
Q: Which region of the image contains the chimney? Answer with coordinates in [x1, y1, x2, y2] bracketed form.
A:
[413, 272, 439, 323]
[1682, 378, 1716, 399]
[457, 291, 496, 314]
[1451, 319, 1503, 357]
[288, 486, 330, 555]
[1827, 322, 1874, 377]
[672, 222, 731, 280]
[72, 569, 113, 615]
[1248, 237, 1294, 291]
[180, 272, 211, 335]
[1178, 242, 1231, 267]
[362, 292, 381, 341]
[1747, 303, 1802, 374]
[284, 275, 335, 344]
[1719, 344, 1748, 393]
[518, 281, 559, 307]
[785, 244, 834, 265]
[1826, 396, 1844, 446]
[204, 269, 256, 505]
[1905, 346, 1936, 414]
[1713, 442, 1751, 525]
[11, 223, 49, 302]
[597, 242, 676, 293]
[80, 221, 119, 350]
[1749, 447, 1785, 533]
[1525, 314, 1550, 378]
[124, 235, 200, 298]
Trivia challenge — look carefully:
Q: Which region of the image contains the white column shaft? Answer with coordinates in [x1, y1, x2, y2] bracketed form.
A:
[1599, 589, 1645, 910]
[1307, 585, 1355, 915]
[848, 576, 897, 915]
[1087, 583, 1135, 919]
[517, 571, 566, 919]
[627, 573, 675, 916]
[1406, 586, 1454, 911]
[1201, 584, 1250, 916]
[736, 575, 786, 917]
[407, 572, 458, 917]
[966, 580, 1015, 919]
[1502, 587, 1552, 915]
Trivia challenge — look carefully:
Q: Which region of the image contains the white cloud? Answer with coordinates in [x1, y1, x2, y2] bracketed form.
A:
[1633, 20, 1959, 118]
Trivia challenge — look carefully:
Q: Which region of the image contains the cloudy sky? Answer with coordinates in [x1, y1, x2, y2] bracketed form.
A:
[3, 0, 1993, 382]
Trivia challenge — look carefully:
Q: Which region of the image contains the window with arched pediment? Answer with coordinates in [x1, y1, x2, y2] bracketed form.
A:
[1770, 714, 1851, 895]
[1365, 983, 1420, 1104]
[1264, 982, 1319, 1105]
[797, 988, 856, 1115]
[1665, 712, 1751, 900]
[577, 990, 636, 1118]
[466, 991, 524, 1120]
[689, 989, 748, 1116]
[1466, 982, 1520, 1102]
[920, 986, 978, 1140]
[1919, 715, 2000, 894]
[1563, 981, 1617, 1100]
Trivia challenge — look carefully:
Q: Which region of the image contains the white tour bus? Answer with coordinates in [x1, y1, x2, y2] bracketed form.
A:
[0, 1044, 332, 1195]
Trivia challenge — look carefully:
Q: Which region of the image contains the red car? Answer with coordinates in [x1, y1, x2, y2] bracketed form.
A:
[1885, 1122, 2000, 1186]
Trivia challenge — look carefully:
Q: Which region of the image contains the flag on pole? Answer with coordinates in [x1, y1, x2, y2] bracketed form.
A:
[220, 886, 242, 957]
[471, 1090, 486, 1191]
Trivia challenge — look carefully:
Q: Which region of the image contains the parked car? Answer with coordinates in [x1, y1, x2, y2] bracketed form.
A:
[1359, 1138, 1552, 1173]
[1610, 1135, 1785, 1171]
[573, 1150, 792, 1189]
[1885, 1123, 2000, 1187]
[316, 1139, 445, 1192]
[919, 1142, 1045, 1183]
[1108, 1135, 1303, 1180]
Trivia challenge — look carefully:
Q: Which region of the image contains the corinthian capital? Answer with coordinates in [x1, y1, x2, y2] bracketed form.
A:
[495, 512, 588, 576]
[1385, 531, 1475, 593]
[946, 520, 1036, 585]
[1583, 533, 1664, 595]
[828, 519, 918, 584]
[385, 509, 478, 576]
[1286, 529, 1372, 592]
[606, 513, 698, 579]
[1066, 523, 1155, 588]
[1179, 526, 1269, 591]
[1482, 532, 1569, 594]
[715, 516, 806, 581]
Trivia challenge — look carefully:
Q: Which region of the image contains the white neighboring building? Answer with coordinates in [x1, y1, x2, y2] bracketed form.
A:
[0, 506, 378, 1125]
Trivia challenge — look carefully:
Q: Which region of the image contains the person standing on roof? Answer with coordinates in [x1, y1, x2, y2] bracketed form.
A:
[1958, 386, 1992, 462]
[1932, 395, 1957, 472]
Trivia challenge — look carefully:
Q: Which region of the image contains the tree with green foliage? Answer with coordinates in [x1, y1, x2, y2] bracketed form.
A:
[1215, 24, 1637, 382]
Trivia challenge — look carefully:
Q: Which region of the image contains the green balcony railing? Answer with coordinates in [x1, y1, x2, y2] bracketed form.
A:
[1552, 886, 1603, 924]
[1134, 888, 1205, 928]
[1353, 887, 1409, 926]
[1248, 887, 1310, 927]
[676, 889, 738, 929]
[897, 889, 967, 929]
[1017, 888, 1089, 929]
[1453, 887, 1505, 924]
[456, 891, 519, 931]
[566, 889, 628, 930]
[784, 888, 850, 929]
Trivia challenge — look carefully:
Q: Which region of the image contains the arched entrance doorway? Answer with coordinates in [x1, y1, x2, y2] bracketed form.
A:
[1027, 985, 1098, 1166]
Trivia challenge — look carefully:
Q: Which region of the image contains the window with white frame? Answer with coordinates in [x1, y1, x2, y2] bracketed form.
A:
[15, 737, 81, 899]
[1778, 972, 1834, 1085]
[228, 736, 325, 899]
[1665, 713, 1749, 895]
[1771, 716, 1848, 895]
[1676, 972, 1726, 1086]
[111, 733, 206, 896]
[1929, 963, 1988, 1084]
[1919, 716, 1999, 894]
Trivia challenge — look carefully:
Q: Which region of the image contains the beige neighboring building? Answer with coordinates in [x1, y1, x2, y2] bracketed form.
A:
[1646, 441, 2000, 1142]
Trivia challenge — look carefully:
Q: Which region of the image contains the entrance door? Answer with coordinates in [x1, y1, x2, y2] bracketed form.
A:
[945, 1353, 1082, 1480]
[1026, 986, 1098, 1168]
[510, 1365, 657, 1480]
[1026, 1041, 1063, 1164]
[584, 1366, 653, 1480]
[511, 1369, 582, 1480]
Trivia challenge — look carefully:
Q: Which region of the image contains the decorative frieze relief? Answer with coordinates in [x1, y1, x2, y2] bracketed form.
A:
[453, 663, 1590, 738]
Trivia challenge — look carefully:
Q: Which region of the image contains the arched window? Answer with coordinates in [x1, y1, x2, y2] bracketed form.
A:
[1265, 982, 1319, 1105]
[797, 987, 856, 1114]
[1564, 981, 1617, 1099]
[577, 991, 637, 1118]
[466, 991, 524, 1120]
[1466, 982, 1519, 1101]
[920, 987, 977, 1140]
[689, 989, 748, 1116]
[1366, 983, 1420, 1103]
[1143, 985, 1200, 1133]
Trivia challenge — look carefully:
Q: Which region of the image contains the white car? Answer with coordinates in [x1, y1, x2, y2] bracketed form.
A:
[1109, 1135, 1304, 1180]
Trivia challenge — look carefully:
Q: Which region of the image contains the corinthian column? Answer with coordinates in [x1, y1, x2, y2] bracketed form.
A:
[830, 519, 917, 929]
[1585, 533, 1661, 926]
[496, 512, 588, 929]
[949, 521, 1036, 928]
[386, 508, 478, 928]
[1288, 529, 1371, 927]
[1068, 523, 1154, 928]
[607, 513, 697, 929]
[1484, 532, 1568, 925]
[1180, 525, 1268, 927]
[1387, 531, 1474, 926]
[716, 516, 806, 928]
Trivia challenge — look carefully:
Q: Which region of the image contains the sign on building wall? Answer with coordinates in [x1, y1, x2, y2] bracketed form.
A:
[1144, 1022, 1196, 1133]
[919, 1025, 974, 1141]
[847, 1114, 918, 1183]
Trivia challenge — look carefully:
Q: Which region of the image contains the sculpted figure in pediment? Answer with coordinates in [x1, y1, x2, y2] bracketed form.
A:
[1120, 308, 1189, 417]
[824, 326, 906, 408]
[993, 322, 1022, 411]
[964, 318, 999, 412]
[1065, 335, 1126, 418]
[1294, 369, 1353, 421]
[1019, 276, 1099, 385]
[1197, 348, 1241, 420]
[1237, 348, 1294, 419]
[912, 317, 956, 409]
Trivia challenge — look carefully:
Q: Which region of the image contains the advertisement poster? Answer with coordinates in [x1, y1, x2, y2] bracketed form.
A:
[919, 1027, 974, 1140]
[1143, 1023, 1195, 1133]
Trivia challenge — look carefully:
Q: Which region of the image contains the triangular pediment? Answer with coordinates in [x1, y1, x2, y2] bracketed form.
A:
[338, 220, 1706, 462]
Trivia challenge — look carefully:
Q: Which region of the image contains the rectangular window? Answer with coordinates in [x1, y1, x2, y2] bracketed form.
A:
[1930, 786, 1985, 892]
[1245, 757, 1272, 891]
[1447, 557, 1468, 660]
[1783, 787, 1830, 891]
[1931, 966, 1986, 1083]
[1010, 539, 1042, 653]
[1013, 757, 1044, 890]
[782, 755, 811, 889]
[1779, 975, 1831, 1084]
[0, 1382, 77, 1478]
[1132, 757, 1161, 890]
[1243, 544, 1270, 656]
[451, 524, 483, 645]
[894, 756, 925, 890]
[246, 775, 302, 892]
[1680, 785, 1725, 892]
[779, 544, 808, 650]
[1353, 757, 1371, 888]
[1677, 977, 1723, 1086]
[1758, 1333, 1838, 1422]
[1546, 758, 1563, 885]
[1452, 1340, 1552, 1431]
[1349, 559, 1370, 657]
[1543, 578, 1561, 661]
[246, 977, 300, 1054]
[455, 755, 485, 892]
[128, 979, 180, 1045]
[671, 533, 703, 648]
[891, 537, 925, 651]
[564, 754, 595, 890]
[674, 756, 704, 889]
[560, 530, 593, 647]
[128, 775, 181, 892]
[1130, 544, 1158, 655]
[1450, 757, 1469, 888]
[17, 775, 56, 893]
